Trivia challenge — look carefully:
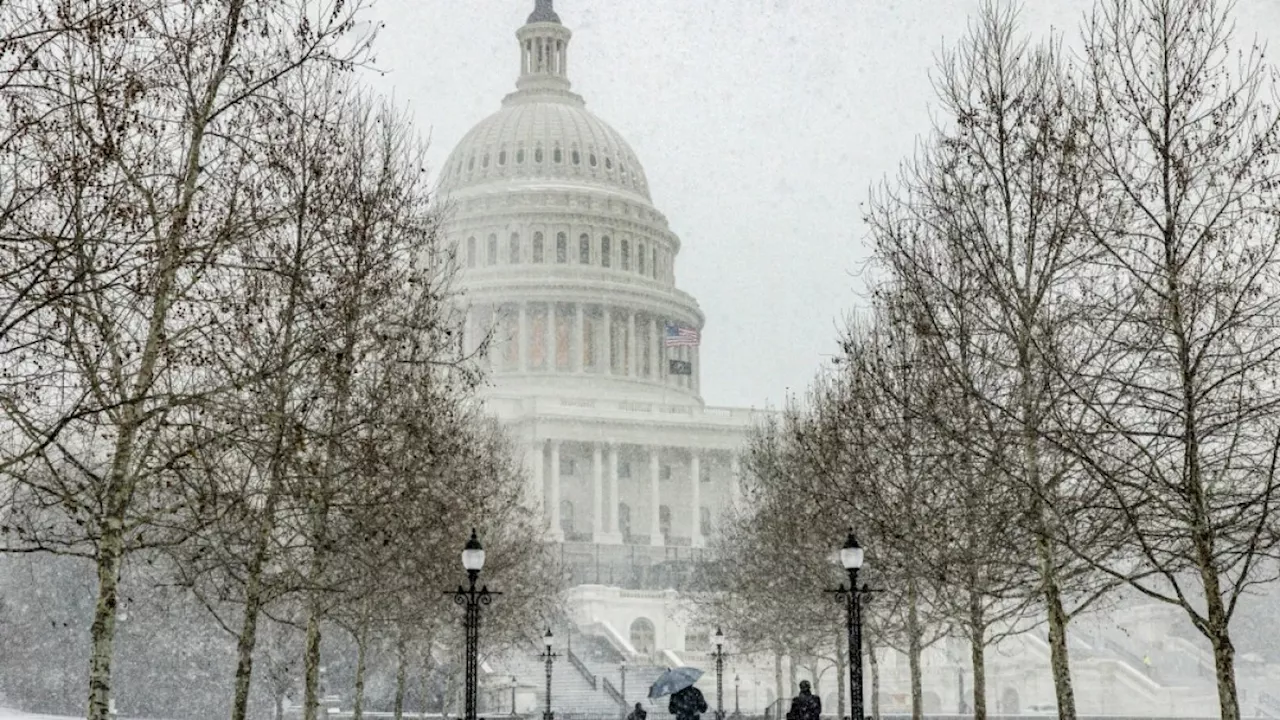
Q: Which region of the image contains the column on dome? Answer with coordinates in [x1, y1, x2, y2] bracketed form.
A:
[518, 303, 529, 372]
[573, 303, 585, 373]
[650, 317, 661, 381]
[602, 306, 612, 375]
[648, 448, 663, 546]
[549, 440, 564, 540]
[544, 301, 556, 371]
[627, 311, 637, 377]
[591, 443, 604, 539]
[690, 451, 704, 547]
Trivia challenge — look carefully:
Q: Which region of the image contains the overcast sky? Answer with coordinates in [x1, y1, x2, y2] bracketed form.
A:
[363, 0, 1280, 410]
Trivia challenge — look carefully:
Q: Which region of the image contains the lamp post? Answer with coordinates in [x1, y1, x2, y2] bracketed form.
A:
[540, 628, 559, 720]
[511, 676, 518, 716]
[710, 628, 728, 720]
[733, 674, 741, 719]
[826, 530, 865, 720]
[447, 529, 499, 720]
[620, 659, 628, 720]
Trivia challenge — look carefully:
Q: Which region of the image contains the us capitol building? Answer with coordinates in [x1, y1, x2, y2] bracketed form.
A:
[434, 2, 1236, 718]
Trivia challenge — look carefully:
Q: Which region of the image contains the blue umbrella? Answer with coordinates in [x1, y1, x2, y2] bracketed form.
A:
[648, 666, 704, 699]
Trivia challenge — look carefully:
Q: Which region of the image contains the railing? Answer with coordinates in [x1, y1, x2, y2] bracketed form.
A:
[567, 646, 598, 690]
[602, 676, 625, 708]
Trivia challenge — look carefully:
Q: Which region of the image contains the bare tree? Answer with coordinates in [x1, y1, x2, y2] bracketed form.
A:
[1055, 1, 1280, 717]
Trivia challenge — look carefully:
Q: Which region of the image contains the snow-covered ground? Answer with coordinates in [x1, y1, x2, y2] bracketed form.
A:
[0, 709, 79, 720]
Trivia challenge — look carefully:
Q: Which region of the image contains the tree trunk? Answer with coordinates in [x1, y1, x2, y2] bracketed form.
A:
[969, 593, 987, 720]
[868, 634, 880, 720]
[789, 651, 798, 699]
[86, 518, 125, 720]
[1204, 578, 1241, 720]
[906, 579, 924, 720]
[1039, 526, 1076, 720]
[302, 610, 323, 720]
[353, 622, 368, 720]
[394, 628, 407, 720]
[230, 544, 270, 720]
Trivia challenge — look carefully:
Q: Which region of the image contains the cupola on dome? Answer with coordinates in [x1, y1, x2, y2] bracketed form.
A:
[439, 0, 652, 200]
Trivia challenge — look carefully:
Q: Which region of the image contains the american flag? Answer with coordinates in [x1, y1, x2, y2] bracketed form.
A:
[663, 322, 700, 347]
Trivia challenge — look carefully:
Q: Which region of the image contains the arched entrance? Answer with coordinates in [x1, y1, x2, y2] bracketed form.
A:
[630, 617, 656, 654]
[999, 687, 1020, 715]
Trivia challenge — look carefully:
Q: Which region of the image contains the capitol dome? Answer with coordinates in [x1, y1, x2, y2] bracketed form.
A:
[444, 0, 706, 408]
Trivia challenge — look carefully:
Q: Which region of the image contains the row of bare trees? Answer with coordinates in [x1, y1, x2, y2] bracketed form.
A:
[712, 2, 1280, 720]
[0, 2, 558, 719]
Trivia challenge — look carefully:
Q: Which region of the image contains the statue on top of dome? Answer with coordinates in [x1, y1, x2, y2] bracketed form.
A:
[527, 0, 561, 25]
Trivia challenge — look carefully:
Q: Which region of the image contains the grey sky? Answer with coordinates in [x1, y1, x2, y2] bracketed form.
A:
[365, 0, 1279, 410]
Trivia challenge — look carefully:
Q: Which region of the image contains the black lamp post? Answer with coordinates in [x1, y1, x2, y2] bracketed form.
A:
[733, 674, 741, 719]
[511, 676, 518, 716]
[447, 529, 498, 720]
[710, 627, 728, 720]
[826, 530, 865, 720]
[540, 628, 559, 720]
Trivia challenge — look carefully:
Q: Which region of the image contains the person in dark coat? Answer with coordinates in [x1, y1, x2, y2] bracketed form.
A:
[786, 680, 821, 720]
[627, 702, 648, 720]
[669, 684, 709, 720]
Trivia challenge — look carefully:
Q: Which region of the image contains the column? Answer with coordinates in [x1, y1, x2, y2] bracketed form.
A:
[573, 303, 585, 373]
[545, 301, 556, 371]
[549, 440, 564, 541]
[648, 448, 663, 546]
[627, 312, 637, 377]
[650, 317, 661, 380]
[526, 442, 544, 514]
[691, 345, 699, 394]
[600, 442, 622, 544]
[602, 306, 612, 375]
[517, 303, 529, 372]
[690, 451, 704, 547]
[591, 443, 604, 539]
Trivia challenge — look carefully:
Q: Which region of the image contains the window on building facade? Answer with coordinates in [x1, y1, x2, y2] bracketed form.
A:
[638, 242, 646, 274]
[700, 507, 712, 537]
[498, 150, 507, 165]
[700, 463, 711, 483]
[487, 234, 498, 265]
[556, 233, 568, 263]
[533, 232, 544, 263]
[579, 234, 590, 264]
[535, 147, 544, 163]
[517, 148, 525, 164]
[560, 500, 574, 534]
[621, 239, 630, 270]
[571, 149, 580, 165]
[652, 247, 658, 278]
[561, 459, 576, 475]
[619, 461, 631, 479]
[554, 146, 562, 163]
[601, 236, 611, 268]
[660, 464, 671, 480]
[618, 503, 631, 539]
[659, 505, 671, 538]
[466, 237, 477, 267]
[509, 233, 520, 264]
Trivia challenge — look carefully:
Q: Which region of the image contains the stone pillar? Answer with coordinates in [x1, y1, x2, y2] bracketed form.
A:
[600, 442, 622, 544]
[690, 452, 704, 547]
[517, 303, 529, 372]
[602, 306, 612, 375]
[650, 317, 661, 380]
[573, 303, 585, 373]
[592, 443, 604, 539]
[527, 441, 544, 514]
[548, 440, 564, 541]
[627, 311, 637, 377]
[648, 448, 663, 546]
[545, 301, 556, 371]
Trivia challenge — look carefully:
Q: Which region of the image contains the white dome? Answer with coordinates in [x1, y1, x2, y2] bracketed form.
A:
[440, 98, 652, 200]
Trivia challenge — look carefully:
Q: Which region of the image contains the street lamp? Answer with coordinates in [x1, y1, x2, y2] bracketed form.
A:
[733, 674, 741, 719]
[826, 530, 865, 720]
[448, 529, 499, 720]
[710, 627, 728, 720]
[511, 676, 518, 716]
[540, 628, 559, 720]
[620, 659, 628, 720]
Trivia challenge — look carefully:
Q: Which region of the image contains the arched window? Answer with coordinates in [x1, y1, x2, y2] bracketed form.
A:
[468, 155, 475, 170]
[630, 618, 656, 654]
[517, 147, 525, 164]
[486, 234, 498, 265]
[621, 239, 630, 271]
[556, 233, 568, 264]
[553, 146, 563, 164]
[466, 237, 477, 268]
[589, 152, 597, 167]
[532, 232, 544, 263]
[535, 146, 544, 163]
[605, 156, 613, 170]
[560, 500, 574, 535]
[571, 148, 580, 165]
[601, 236, 611, 268]
[638, 242, 647, 274]
[509, 233, 520, 264]
[700, 507, 711, 537]
[579, 234, 590, 264]
[482, 153, 489, 168]
[498, 149, 507, 166]
[618, 503, 632, 540]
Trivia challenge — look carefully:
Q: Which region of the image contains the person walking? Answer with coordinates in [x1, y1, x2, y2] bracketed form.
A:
[627, 702, 648, 720]
[669, 684, 709, 720]
[786, 681, 821, 720]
